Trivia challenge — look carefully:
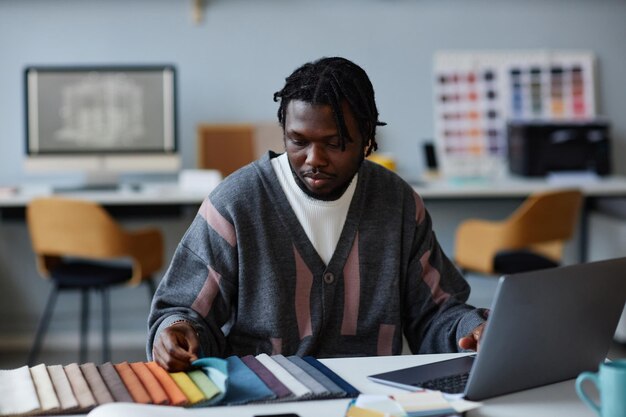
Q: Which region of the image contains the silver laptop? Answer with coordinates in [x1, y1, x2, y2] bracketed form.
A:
[368, 257, 626, 401]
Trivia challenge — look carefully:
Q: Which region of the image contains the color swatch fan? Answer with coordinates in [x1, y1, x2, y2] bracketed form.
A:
[433, 50, 597, 179]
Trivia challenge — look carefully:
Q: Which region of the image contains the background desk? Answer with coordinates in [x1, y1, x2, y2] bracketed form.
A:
[413, 175, 626, 199]
[88, 354, 595, 417]
[0, 183, 209, 211]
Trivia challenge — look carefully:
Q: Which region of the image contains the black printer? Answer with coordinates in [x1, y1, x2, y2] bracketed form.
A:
[507, 119, 611, 177]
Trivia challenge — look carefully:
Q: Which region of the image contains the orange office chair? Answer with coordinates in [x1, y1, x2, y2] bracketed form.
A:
[454, 189, 583, 276]
[26, 197, 164, 365]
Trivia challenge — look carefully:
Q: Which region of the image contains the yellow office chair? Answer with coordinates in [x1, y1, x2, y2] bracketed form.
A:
[454, 189, 583, 275]
[26, 197, 164, 365]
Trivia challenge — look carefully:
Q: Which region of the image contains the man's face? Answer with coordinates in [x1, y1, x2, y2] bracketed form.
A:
[283, 100, 365, 201]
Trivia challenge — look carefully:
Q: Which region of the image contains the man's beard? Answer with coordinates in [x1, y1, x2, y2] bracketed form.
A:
[288, 154, 364, 202]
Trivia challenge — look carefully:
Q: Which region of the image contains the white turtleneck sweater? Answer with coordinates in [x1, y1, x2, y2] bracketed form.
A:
[271, 153, 357, 265]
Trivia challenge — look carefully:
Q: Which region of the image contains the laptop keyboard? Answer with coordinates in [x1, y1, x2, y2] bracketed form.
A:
[412, 372, 470, 393]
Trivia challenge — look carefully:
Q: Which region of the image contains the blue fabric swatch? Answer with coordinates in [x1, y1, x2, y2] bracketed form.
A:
[302, 356, 359, 397]
[221, 356, 276, 405]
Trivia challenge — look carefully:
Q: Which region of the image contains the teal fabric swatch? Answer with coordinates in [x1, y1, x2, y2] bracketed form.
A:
[190, 357, 228, 406]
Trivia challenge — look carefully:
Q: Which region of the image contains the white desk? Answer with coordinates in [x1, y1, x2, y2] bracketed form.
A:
[3, 175, 626, 262]
[2, 175, 626, 206]
[2, 175, 626, 267]
[3, 174, 626, 205]
[412, 175, 626, 199]
[0, 183, 210, 208]
[87, 354, 594, 417]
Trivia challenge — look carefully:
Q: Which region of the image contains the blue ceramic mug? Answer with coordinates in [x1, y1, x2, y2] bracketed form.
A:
[576, 359, 626, 417]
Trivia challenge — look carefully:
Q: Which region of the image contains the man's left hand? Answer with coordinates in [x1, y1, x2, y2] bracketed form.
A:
[458, 322, 486, 351]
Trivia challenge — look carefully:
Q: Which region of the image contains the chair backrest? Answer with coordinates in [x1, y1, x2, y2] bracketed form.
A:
[197, 122, 284, 177]
[454, 188, 584, 274]
[27, 197, 128, 274]
[504, 189, 583, 249]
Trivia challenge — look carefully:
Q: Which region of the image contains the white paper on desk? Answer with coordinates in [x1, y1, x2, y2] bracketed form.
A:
[392, 391, 452, 412]
[447, 398, 482, 413]
[439, 393, 482, 413]
[546, 170, 599, 185]
[390, 391, 481, 415]
[0, 186, 18, 197]
[354, 395, 407, 416]
[178, 169, 222, 193]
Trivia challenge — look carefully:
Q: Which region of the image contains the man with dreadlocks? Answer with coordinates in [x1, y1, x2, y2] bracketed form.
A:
[148, 57, 487, 371]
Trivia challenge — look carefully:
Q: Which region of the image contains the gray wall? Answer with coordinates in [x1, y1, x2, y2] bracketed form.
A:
[1, 0, 626, 184]
[1, 0, 625, 349]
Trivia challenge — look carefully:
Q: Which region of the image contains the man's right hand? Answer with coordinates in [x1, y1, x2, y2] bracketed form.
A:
[152, 321, 200, 372]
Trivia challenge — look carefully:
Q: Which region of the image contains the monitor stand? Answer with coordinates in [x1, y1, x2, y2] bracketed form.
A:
[54, 184, 121, 192]
[53, 171, 121, 193]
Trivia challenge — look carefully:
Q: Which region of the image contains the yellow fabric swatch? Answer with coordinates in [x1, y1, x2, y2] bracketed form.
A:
[168, 372, 206, 405]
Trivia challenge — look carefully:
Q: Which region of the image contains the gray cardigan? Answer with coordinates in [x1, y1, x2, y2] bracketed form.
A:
[147, 152, 485, 359]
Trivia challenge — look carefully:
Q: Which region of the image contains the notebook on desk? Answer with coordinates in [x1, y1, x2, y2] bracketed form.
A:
[368, 257, 626, 401]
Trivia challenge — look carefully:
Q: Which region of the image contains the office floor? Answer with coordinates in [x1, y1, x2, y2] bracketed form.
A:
[1, 274, 625, 369]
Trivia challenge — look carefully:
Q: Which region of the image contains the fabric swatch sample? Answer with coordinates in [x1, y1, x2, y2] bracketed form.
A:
[144, 362, 188, 406]
[187, 370, 220, 403]
[287, 355, 346, 397]
[129, 362, 169, 405]
[29, 363, 61, 412]
[241, 355, 293, 399]
[114, 361, 152, 404]
[272, 354, 329, 397]
[169, 372, 206, 405]
[191, 357, 229, 406]
[221, 356, 275, 405]
[0, 365, 40, 416]
[64, 363, 97, 409]
[47, 365, 79, 411]
[302, 356, 359, 397]
[255, 354, 311, 398]
[97, 362, 134, 403]
[79, 363, 114, 405]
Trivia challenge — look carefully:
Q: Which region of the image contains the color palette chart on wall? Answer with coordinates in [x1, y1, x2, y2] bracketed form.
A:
[433, 50, 597, 178]
[0, 355, 359, 416]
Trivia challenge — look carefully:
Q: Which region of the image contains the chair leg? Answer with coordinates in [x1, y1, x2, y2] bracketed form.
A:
[27, 285, 59, 366]
[80, 289, 90, 364]
[101, 287, 111, 363]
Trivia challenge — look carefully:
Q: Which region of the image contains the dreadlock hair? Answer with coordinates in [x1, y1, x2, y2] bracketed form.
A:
[273, 57, 386, 157]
